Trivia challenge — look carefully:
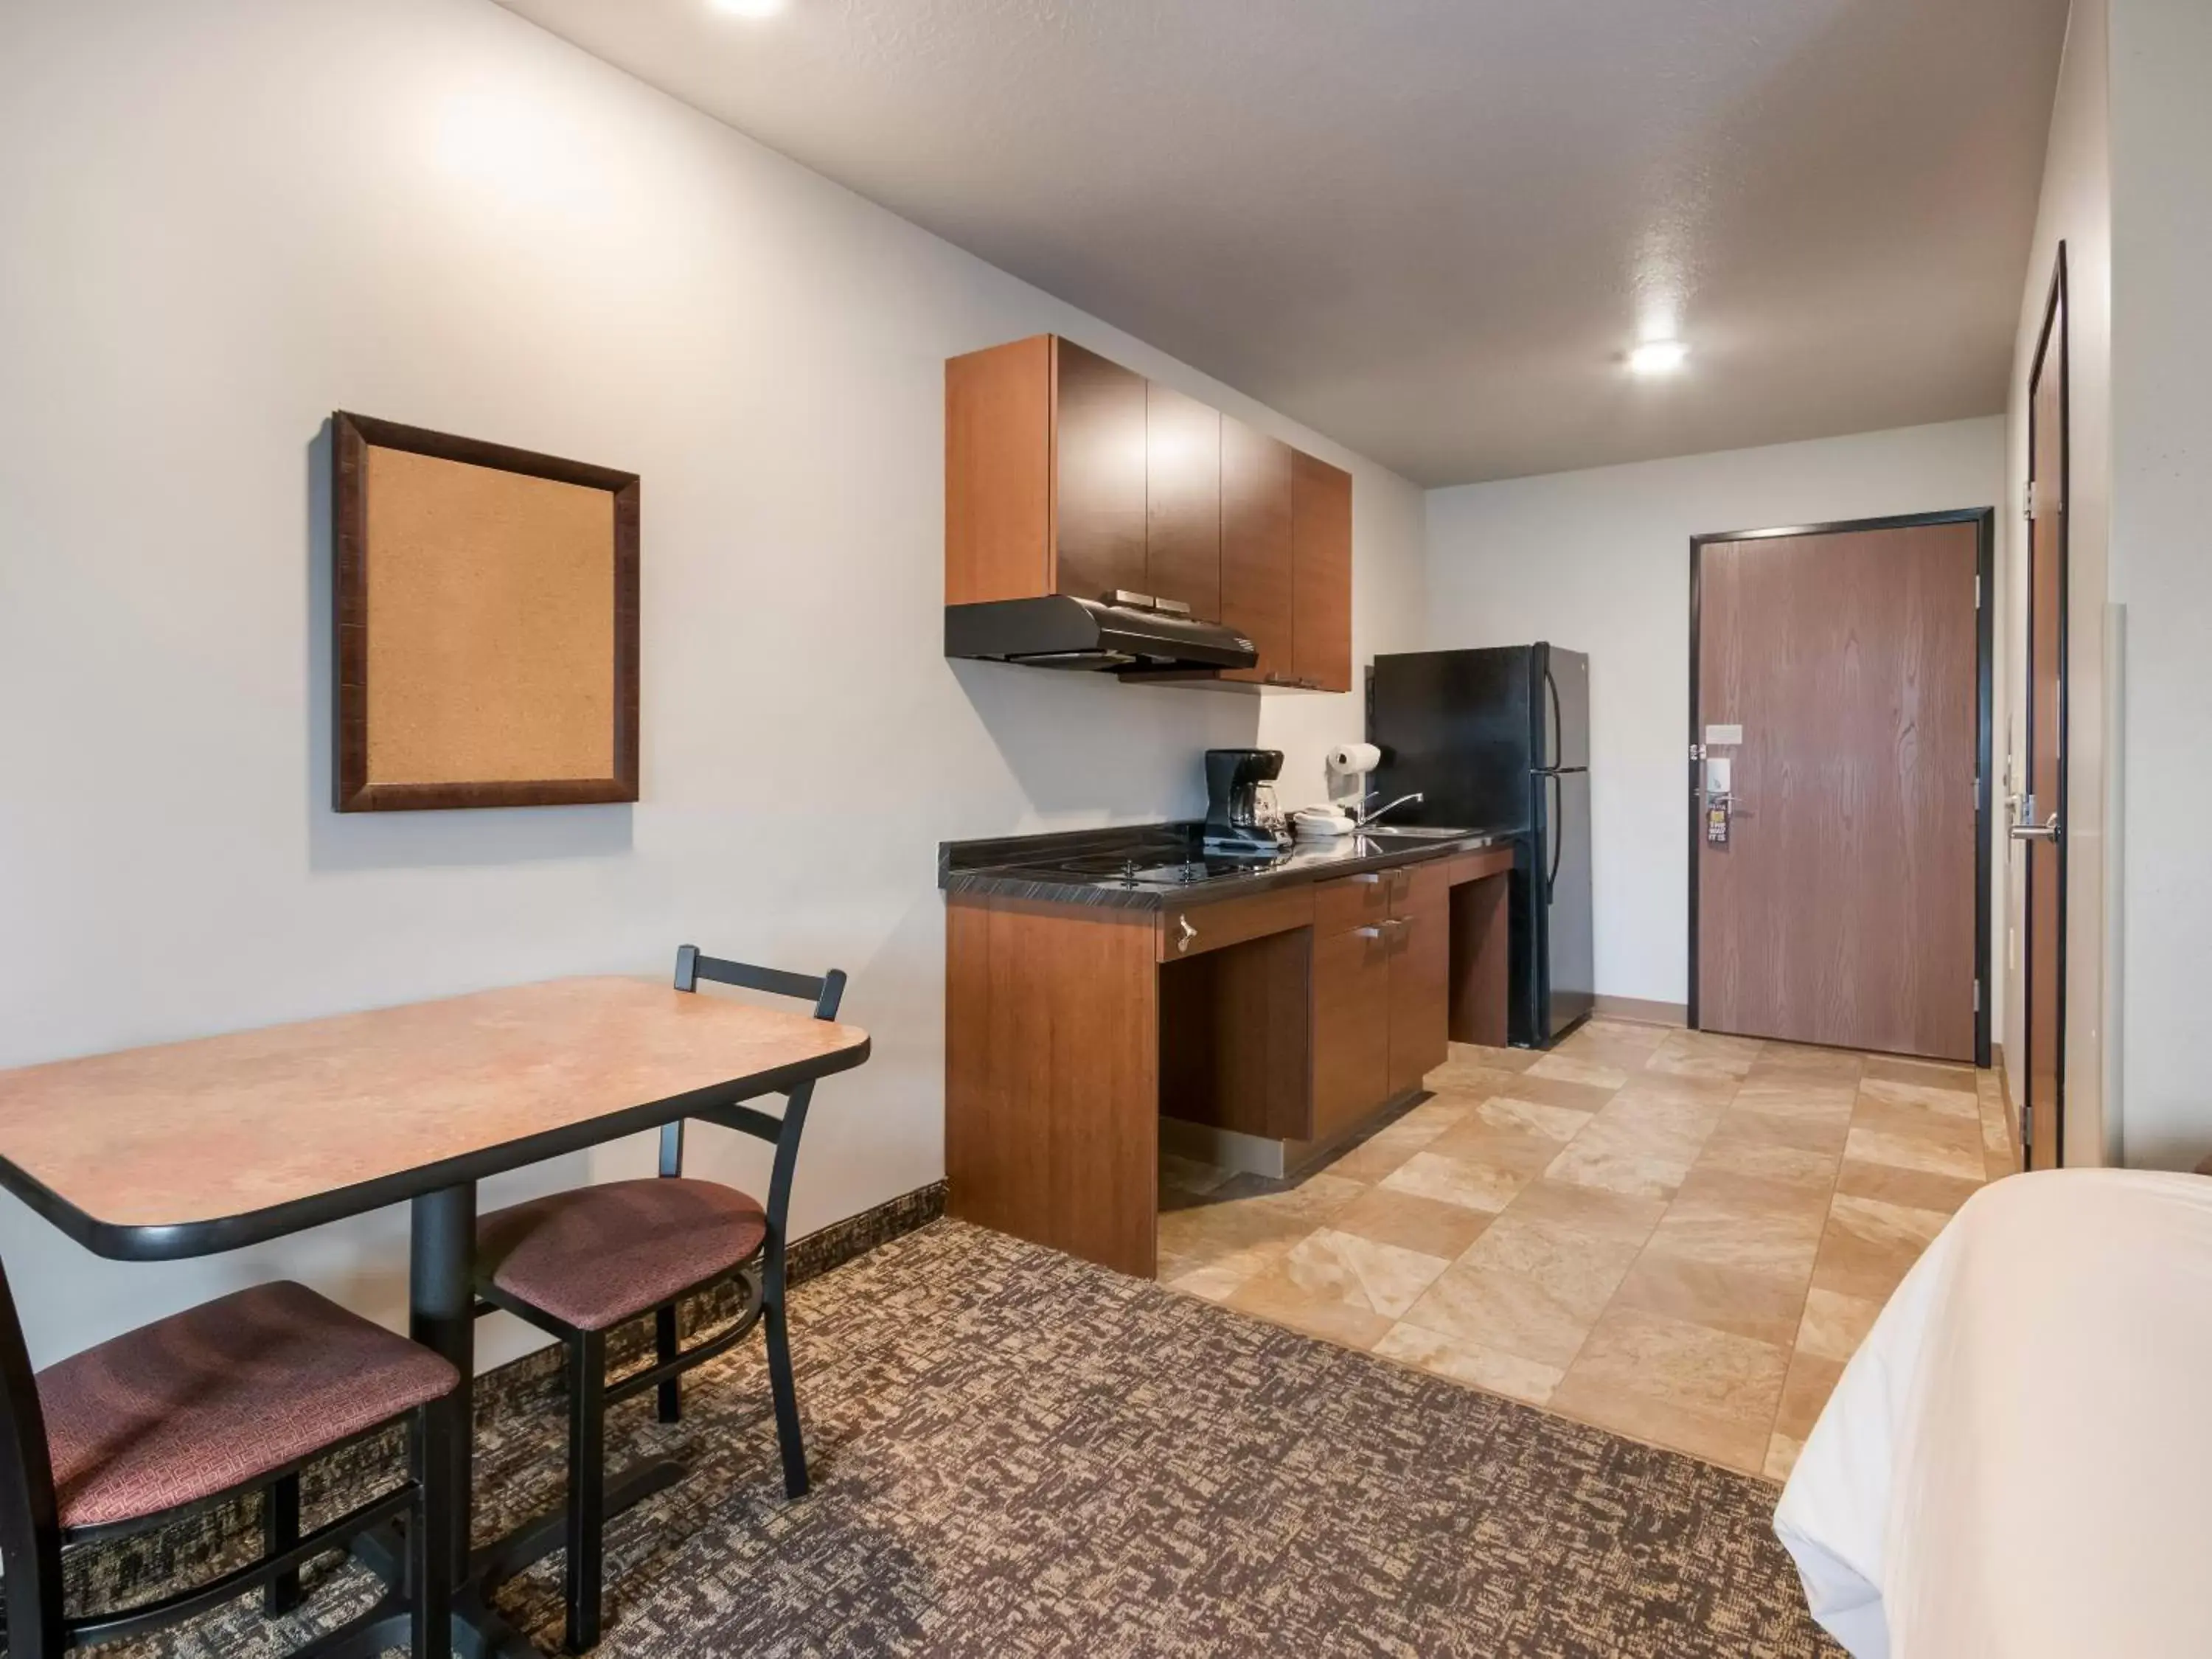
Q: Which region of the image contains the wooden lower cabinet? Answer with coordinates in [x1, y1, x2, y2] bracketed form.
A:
[1310, 922, 1393, 1143]
[1387, 868, 1450, 1096]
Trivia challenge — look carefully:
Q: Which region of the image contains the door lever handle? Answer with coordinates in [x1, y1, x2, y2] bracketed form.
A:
[2008, 813, 2062, 843]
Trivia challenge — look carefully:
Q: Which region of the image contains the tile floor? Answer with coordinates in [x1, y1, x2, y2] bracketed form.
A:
[1158, 1018, 2017, 1483]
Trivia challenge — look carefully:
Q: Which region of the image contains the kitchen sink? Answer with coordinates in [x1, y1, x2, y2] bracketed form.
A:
[1357, 825, 1481, 841]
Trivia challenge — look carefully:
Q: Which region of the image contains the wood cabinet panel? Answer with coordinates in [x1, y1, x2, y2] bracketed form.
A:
[1157, 884, 1314, 962]
[1448, 871, 1511, 1047]
[1313, 871, 1392, 936]
[1144, 383, 1222, 621]
[1291, 451, 1353, 693]
[1052, 339, 1149, 605]
[1218, 417, 1294, 683]
[1312, 924, 1391, 1143]
[1388, 877, 1450, 1096]
[1158, 928, 1313, 1143]
[945, 336, 1053, 604]
[945, 894, 1159, 1278]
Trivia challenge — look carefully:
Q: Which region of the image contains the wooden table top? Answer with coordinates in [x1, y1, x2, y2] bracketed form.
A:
[0, 977, 869, 1260]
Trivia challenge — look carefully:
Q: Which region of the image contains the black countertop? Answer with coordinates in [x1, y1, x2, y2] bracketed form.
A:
[939, 821, 1523, 912]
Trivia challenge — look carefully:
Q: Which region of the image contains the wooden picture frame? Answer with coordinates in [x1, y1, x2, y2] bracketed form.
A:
[332, 411, 639, 812]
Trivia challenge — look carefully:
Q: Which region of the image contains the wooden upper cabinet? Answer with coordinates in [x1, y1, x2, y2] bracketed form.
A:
[1219, 417, 1295, 684]
[1144, 383, 1222, 620]
[1053, 339, 1149, 605]
[945, 334, 1054, 605]
[945, 334, 1352, 689]
[1291, 451, 1353, 693]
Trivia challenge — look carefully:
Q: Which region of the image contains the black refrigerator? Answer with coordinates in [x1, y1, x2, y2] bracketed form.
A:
[1366, 644, 1595, 1047]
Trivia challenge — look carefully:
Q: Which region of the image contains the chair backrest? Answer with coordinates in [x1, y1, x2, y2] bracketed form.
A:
[661, 945, 847, 1179]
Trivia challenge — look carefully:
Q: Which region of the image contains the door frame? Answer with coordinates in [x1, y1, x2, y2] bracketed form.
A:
[2022, 244, 2070, 1164]
[1686, 507, 1996, 1065]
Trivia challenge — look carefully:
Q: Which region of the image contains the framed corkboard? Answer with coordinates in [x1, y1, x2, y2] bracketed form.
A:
[332, 412, 639, 811]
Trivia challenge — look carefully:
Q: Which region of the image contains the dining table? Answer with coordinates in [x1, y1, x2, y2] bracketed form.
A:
[0, 974, 872, 1659]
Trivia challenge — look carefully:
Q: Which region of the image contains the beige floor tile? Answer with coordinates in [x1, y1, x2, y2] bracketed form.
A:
[1732, 1079, 1859, 1121]
[1489, 1071, 1619, 1116]
[1810, 1192, 1950, 1300]
[1424, 1120, 1571, 1182]
[1397, 1259, 1598, 1368]
[1773, 1349, 1845, 1441]
[1444, 1041, 1540, 1073]
[1844, 1125, 1985, 1182]
[1669, 1161, 1835, 1220]
[1691, 1121, 1840, 1191]
[1208, 1169, 1370, 1225]
[1226, 1264, 1396, 1349]
[1552, 1305, 1789, 1474]
[1599, 1086, 1728, 1148]
[1270, 1226, 1453, 1319]
[1543, 1138, 1695, 1202]
[1552, 1020, 1670, 1071]
[1615, 1068, 1742, 1112]
[1460, 1212, 1644, 1321]
[1857, 1074, 1980, 1119]
[1394, 1092, 1484, 1135]
[1374, 1321, 1565, 1406]
[1764, 1433, 1805, 1484]
[1644, 1029, 1762, 1082]
[1329, 1186, 1498, 1259]
[1749, 1040, 1865, 1077]
[1500, 1177, 1670, 1245]
[1985, 1142, 2020, 1183]
[1525, 1052, 1630, 1091]
[1161, 1259, 1261, 1303]
[1714, 1098, 1853, 1155]
[1851, 1090, 1986, 1146]
[1645, 1188, 1825, 1276]
[1472, 1093, 1595, 1142]
[1609, 1248, 1812, 1350]
[1832, 1158, 1981, 1215]
[1863, 1053, 1977, 1091]
[1795, 1286, 1885, 1364]
[1323, 1116, 1452, 1183]
[1380, 1149, 1531, 1214]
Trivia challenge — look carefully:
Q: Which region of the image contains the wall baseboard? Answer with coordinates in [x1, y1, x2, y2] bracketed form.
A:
[45, 1180, 947, 1621]
[1591, 995, 1688, 1027]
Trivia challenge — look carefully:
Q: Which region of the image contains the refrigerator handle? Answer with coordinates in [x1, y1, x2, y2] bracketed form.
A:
[1544, 773, 1562, 897]
[1543, 667, 1561, 771]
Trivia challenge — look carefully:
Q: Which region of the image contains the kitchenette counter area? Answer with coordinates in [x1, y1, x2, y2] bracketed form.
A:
[941, 822, 1520, 1277]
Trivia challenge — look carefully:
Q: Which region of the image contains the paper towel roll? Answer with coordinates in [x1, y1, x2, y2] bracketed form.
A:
[1327, 742, 1382, 774]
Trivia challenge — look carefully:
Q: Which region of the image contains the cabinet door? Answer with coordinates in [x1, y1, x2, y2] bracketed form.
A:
[945, 335, 1054, 604]
[1312, 924, 1392, 1143]
[1291, 451, 1353, 692]
[1053, 339, 1148, 604]
[1145, 383, 1222, 621]
[1218, 417, 1294, 682]
[1388, 874, 1450, 1096]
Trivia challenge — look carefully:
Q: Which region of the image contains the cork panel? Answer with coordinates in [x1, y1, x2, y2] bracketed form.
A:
[0, 978, 868, 1231]
[364, 445, 616, 785]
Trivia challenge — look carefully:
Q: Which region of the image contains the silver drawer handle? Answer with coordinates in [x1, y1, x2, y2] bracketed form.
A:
[2009, 813, 2062, 843]
[1176, 916, 1198, 953]
[1351, 872, 1382, 886]
[1354, 925, 1384, 939]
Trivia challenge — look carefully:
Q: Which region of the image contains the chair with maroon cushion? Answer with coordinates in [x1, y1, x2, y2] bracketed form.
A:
[472, 944, 845, 1652]
[0, 1269, 458, 1659]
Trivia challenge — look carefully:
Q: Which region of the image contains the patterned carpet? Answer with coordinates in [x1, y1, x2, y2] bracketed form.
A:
[94, 1220, 1836, 1659]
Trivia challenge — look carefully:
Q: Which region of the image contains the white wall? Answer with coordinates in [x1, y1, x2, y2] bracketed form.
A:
[2001, 0, 2114, 1166]
[2106, 0, 2212, 1169]
[1425, 419, 2007, 1009]
[0, 0, 1425, 1368]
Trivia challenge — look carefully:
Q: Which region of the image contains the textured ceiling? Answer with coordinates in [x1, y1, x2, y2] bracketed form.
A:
[495, 0, 2068, 486]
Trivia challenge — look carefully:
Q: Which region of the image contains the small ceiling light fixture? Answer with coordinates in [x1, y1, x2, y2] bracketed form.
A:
[1627, 339, 1689, 376]
[709, 0, 785, 16]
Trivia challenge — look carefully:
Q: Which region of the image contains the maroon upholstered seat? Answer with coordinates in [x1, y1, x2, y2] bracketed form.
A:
[35, 1280, 459, 1530]
[476, 1178, 768, 1333]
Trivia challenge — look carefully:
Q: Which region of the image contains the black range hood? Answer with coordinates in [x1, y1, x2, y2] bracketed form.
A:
[945, 595, 1257, 678]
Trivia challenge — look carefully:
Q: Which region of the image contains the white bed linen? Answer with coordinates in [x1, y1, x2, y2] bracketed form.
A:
[1775, 1169, 2212, 1658]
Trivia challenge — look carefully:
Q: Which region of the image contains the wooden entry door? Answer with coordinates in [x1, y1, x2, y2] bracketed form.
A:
[1692, 515, 1989, 1061]
[2018, 254, 2070, 1168]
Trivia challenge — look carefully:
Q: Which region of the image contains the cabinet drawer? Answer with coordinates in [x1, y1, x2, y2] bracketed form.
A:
[1394, 860, 1452, 919]
[1157, 885, 1314, 961]
[1312, 922, 1393, 1141]
[1313, 871, 1394, 935]
[1444, 846, 1515, 886]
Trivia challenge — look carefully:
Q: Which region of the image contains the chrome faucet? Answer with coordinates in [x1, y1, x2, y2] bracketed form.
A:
[1354, 790, 1425, 828]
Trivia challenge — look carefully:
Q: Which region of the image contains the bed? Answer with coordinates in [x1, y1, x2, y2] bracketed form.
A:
[1775, 1169, 2212, 1657]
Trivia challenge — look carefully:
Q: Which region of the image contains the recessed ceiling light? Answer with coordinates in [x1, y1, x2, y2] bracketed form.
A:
[1627, 340, 1689, 376]
[709, 0, 784, 17]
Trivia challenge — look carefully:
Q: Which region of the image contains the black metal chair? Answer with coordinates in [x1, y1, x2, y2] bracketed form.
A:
[472, 945, 845, 1652]
[0, 1268, 458, 1659]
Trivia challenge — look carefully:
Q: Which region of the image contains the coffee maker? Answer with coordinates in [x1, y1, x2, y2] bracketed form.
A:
[1202, 748, 1290, 857]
